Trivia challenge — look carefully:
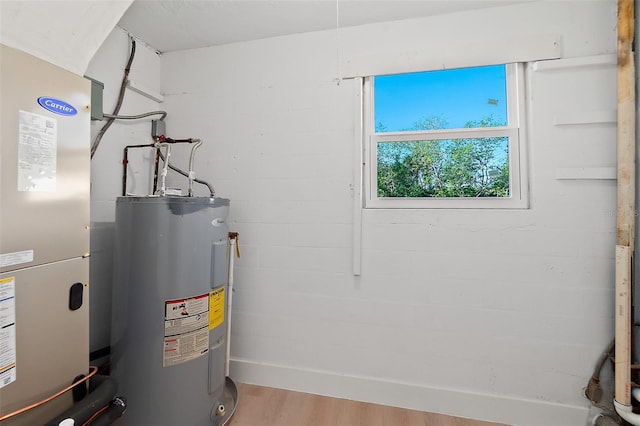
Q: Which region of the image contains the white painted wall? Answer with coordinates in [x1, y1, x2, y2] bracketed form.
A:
[158, 1, 617, 425]
[0, 0, 132, 76]
[0, 0, 619, 423]
[85, 27, 162, 356]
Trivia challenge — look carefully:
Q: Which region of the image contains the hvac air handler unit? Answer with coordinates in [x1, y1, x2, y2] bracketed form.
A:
[0, 43, 114, 425]
[111, 196, 237, 425]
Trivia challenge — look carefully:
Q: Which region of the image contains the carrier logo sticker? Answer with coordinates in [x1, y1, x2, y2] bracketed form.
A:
[37, 97, 78, 116]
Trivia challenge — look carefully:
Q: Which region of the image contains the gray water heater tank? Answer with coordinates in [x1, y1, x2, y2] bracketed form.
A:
[111, 196, 231, 425]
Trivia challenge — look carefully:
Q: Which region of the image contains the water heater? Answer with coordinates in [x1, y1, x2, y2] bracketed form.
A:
[111, 196, 235, 425]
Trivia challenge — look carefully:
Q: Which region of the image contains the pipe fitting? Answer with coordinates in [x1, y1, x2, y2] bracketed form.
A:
[215, 404, 226, 416]
[614, 400, 640, 426]
[45, 376, 118, 426]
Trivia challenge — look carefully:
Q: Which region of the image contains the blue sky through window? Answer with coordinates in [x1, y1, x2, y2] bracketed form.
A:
[374, 65, 507, 132]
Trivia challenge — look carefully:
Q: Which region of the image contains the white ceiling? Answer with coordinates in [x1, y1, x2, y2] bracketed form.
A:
[118, 0, 530, 53]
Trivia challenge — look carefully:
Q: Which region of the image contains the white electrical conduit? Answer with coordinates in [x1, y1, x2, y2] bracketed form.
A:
[225, 233, 239, 377]
[188, 139, 202, 197]
[614, 0, 636, 423]
[155, 145, 215, 197]
[155, 142, 171, 196]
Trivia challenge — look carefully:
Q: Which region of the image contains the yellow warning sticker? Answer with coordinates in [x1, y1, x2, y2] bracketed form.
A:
[0, 277, 17, 388]
[209, 287, 225, 330]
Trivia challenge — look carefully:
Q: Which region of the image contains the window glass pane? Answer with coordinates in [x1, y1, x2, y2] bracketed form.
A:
[376, 137, 509, 198]
[374, 65, 507, 132]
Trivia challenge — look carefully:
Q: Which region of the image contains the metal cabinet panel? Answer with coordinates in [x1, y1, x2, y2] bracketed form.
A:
[0, 44, 90, 273]
[0, 257, 89, 425]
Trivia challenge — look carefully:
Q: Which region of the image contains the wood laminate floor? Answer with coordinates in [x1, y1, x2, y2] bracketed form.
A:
[227, 383, 506, 426]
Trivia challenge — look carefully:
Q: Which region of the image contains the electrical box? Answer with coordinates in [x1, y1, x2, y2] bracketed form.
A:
[85, 76, 104, 121]
[152, 119, 166, 138]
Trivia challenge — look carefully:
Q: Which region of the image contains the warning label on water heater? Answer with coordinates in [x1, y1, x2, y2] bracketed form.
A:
[163, 293, 210, 367]
[209, 287, 225, 330]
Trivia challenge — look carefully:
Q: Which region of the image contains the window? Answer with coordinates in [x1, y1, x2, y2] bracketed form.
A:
[363, 63, 527, 209]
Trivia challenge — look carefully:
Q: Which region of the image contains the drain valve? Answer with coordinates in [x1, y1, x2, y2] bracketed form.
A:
[215, 404, 226, 417]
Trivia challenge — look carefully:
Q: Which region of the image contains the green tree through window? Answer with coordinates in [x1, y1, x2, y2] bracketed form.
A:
[376, 116, 509, 198]
[364, 63, 527, 209]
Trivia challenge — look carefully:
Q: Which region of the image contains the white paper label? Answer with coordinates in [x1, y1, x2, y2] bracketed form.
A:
[0, 250, 34, 268]
[18, 110, 57, 192]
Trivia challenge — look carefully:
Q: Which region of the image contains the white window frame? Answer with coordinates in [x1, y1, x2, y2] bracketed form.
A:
[363, 63, 528, 209]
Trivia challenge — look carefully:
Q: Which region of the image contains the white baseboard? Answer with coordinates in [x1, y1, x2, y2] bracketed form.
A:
[229, 358, 589, 426]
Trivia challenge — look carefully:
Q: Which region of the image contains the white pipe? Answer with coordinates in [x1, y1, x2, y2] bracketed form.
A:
[614, 400, 640, 425]
[612, 388, 640, 425]
[225, 235, 237, 377]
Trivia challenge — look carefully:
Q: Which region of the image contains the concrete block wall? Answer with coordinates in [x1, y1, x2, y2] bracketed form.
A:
[85, 1, 619, 424]
[85, 27, 162, 356]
